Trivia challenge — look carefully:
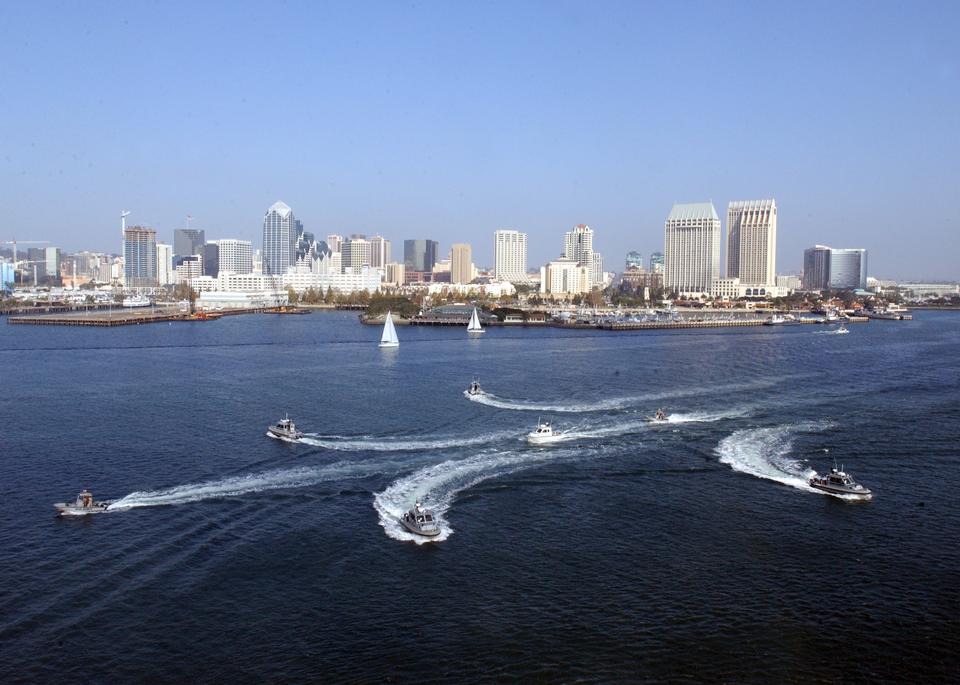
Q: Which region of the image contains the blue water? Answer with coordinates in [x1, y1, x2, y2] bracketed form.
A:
[1, 311, 958, 682]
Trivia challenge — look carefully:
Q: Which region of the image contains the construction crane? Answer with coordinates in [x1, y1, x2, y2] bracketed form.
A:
[1, 238, 49, 266]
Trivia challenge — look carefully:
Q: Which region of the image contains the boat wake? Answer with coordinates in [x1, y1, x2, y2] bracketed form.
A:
[108, 461, 376, 511]
[373, 446, 581, 544]
[716, 422, 847, 496]
[300, 430, 514, 452]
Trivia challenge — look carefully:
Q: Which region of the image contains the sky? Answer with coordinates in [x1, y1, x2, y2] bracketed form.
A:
[1, 1, 958, 279]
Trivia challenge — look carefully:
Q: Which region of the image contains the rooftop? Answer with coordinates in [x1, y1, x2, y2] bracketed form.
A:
[667, 202, 720, 222]
[267, 201, 292, 218]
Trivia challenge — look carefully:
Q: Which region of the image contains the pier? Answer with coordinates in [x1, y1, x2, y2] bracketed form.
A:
[6, 306, 309, 327]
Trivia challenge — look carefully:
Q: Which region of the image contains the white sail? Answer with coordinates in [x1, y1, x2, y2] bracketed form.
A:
[467, 306, 484, 333]
[379, 310, 399, 347]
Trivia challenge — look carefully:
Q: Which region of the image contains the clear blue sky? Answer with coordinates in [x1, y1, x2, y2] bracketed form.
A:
[1, 1, 958, 279]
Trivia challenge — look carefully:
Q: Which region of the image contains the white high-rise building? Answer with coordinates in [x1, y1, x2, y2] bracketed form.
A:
[212, 239, 253, 274]
[450, 243, 473, 284]
[540, 258, 590, 296]
[591, 252, 604, 287]
[370, 236, 391, 268]
[727, 199, 777, 286]
[262, 201, 296, 275]
[342, 237, 372, 273]
[663, 202, 721, 296]
[156, 243, 175, 285]
[494, 229, 528, 282]
[326, 234, 343, 253]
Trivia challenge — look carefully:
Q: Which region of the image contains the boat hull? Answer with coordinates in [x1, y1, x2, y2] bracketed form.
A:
[378, 342, 399, 348]
[266, 428, 302, 442]
[809, 482, 872, 499]
[54, 503, 110, 517]
[398, 517, 440, 537]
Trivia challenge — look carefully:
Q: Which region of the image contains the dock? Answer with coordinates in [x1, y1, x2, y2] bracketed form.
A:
[6, 306, 310, 327]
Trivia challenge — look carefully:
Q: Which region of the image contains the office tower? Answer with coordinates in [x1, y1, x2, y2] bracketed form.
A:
[625, 251, 644, 269]
[156, 243, 174, 285]
[663, 202, 721, 295]
[252, 249, 263, 274]
[370, 236, 391, 268]
[212, 239, 253, 274]
[342, 236, 372, 272]
[26, 247, 47, 282]
[262, 201, 296, 275]
[563, 224, 594, 263]
[591, 252, 604, 287]
[174, 229, 205, 260]
[649, 252, 664, 274]
[44, 247, 61, 286]
[540, 258, 590, 296]
[0, 261, 14, 292]
[385, 262, 406, 287]
[802, 245, 831, 290]
[175, 255, 202, 284]
[450, 243, 473, 284]
[202, 243, 220, 277]
[828, 248, 868, 290]
[493, 229, 528, 282]
[123, 226, 158, 288]
[727, 199, 777, 286]
[404, 239, 439, 273]
[326, 234, 343, 253]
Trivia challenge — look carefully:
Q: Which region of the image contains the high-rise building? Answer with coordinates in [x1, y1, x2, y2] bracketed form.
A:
[342, 237, 372, 272]
[649, 252, 664, 274]
[252, 249, 263, 274]
[727, 199, 777, 286]
[0, 261, 14, 292]
[802, 245, 831, 290]
[663, 202, 721, 295]
[626, 251, 644, 269]
[44, 247, 62, 286]
[156, 243, 174, 285]
[326, 234, 343, 253]
[26, 247, 47, 282]
[450, 243, 473, 284]
[370, 236, 391, 268]
[212, 239, 253, 274]
[202, 243, 220, 277]
[540, 258, 590, 296]
[262, 201, 296, 275]
[174, 229, 205, 261]
[828, 248, 868, 290]
[175, 255, 202, 284]
[404, 239, 439, 273]
[493, 229, 528, 282]
[591, 252, 604, 287]
[563, 224, 595, 282]
[123, 226, 158, 288]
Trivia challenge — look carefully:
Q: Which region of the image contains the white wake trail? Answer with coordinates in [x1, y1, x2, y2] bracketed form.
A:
[716, 421, 854, 497]
[300, 430, 514, 452]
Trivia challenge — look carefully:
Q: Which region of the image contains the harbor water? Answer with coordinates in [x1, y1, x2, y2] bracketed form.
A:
[1, 311, 958, 682]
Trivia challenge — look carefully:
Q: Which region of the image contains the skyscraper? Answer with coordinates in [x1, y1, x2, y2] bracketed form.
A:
[404, 239, 439, 273]
[262, 201, 296, 275]
[44, 247, 61, 286]
[450, 243, 473, 284]
[727, 199, 777, 286]
[174, 229, 205, 261]
[625, 251, 644, 269]
[828, 248, 868, 290]
[123, 226, 158, 288]
[649, 252, 664, 274]
[802, 245, 831, 290]
[342, 237, 372, 272]
[370, 236, 391, 268]
[663, 202, 721, 295]
[326, 234, 343, 253]
[156, 243, 174, 285]
[493, 229, 528, 282]
[212, 239, 253, 274]
[202, 243, 220, 277]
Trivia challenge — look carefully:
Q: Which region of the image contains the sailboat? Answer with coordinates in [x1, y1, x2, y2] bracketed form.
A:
[467, 306, 485, 334]
[379, 310, 399, 348]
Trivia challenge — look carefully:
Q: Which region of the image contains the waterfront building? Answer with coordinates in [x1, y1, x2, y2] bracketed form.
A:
[342, 236, 372, 273]
[450, 243, 473, 284]
[1, 261, 14, 292]
[197, 290, 289, 310]
[727, 199, 777, 286]
[211, 239, 253, 274]
[663, 202, 721, 296]
[262, 201, 297, 275]
[829, 248, 868, 290]
[282, 264, 382, 294]
[156, 243, 175, 285]
[493, 229, 528, 282]
[649, 252, 664, 274]
[384, 262, 406, 287]
[712, 277, 791, 300]
[540, 258, 590, 297]
[563, 224, 597, 284]
[626, 251, 644, 269]
[370, 236, 391, 268]
[776, 274, 801, 290]
[802, 245, 832, 290]
[404, 239, 439, 273]
[202, 243, 220, 277]
[621, 266, 663, 291]
[427, 280, 516, 299]
[173, 229, 205, 262]
[123, 226, 158, 288]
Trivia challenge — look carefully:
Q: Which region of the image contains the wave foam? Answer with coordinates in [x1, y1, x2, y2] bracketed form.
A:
[300, 430, 513, 452]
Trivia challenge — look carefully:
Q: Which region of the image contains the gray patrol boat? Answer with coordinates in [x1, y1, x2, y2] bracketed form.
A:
[399, 499, 440, 537]
[267, 414, 303, 442]
[54, 490, 111, 517]
[809, 466, 872, 499]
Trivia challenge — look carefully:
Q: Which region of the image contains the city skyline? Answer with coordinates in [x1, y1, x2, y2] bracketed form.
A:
[2, 3, 958, 279]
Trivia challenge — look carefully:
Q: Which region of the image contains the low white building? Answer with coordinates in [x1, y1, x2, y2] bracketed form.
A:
[282, 265, 381, 294]
[712, 277, 792, 299]
[427, 280, 516, 299]
[197, 290, 289, 310]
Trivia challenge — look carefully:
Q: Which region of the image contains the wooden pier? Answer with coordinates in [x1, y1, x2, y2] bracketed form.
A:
[6, 306, 308, 327]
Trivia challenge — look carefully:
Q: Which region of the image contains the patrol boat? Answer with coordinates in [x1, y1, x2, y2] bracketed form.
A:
[649, 408, 669, 423]
[527, 419, 559, 444]
[809, 466, 872, 499]
[399, 499, 440, 537]
[267, 414, 303, 442]
[466, 377, 483, 396]
[54, 490, 111, 517]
